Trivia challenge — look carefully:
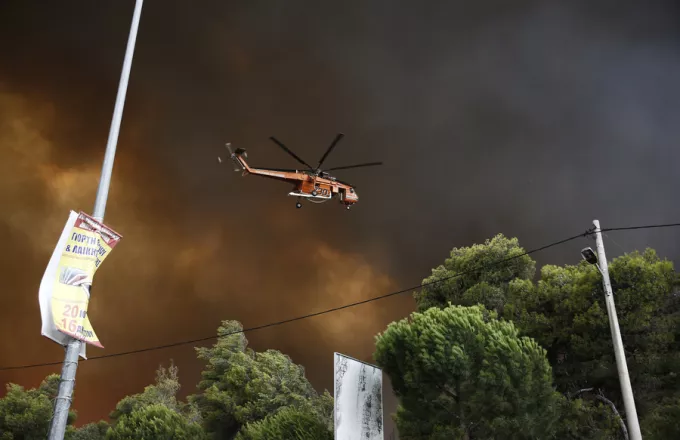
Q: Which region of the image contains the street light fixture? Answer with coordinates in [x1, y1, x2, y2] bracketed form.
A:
[581, 247, 598, 266]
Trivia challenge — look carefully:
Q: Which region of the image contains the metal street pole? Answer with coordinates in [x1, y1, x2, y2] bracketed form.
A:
[592, 219, 642, 440]
[47, 1, 143, 438]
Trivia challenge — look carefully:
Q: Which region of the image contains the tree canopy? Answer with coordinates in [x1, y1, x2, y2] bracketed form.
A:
[235, 406, 333, 440]
[108, 361, 199, 424]
[188, 320, 333, 439]
[412, 234, 680, 438]
[106, 404, 206, 440]
[1, 321, 331, 440]
[375, 304, 566, 439]
[0, 374, 76, 440]
[414, 234, 536, 313]
[65, 421, 110, 440]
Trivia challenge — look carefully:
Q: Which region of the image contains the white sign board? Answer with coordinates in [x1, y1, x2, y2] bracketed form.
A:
[334, 352, 384, 440]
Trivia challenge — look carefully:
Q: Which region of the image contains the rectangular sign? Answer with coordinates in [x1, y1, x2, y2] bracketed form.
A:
[38, 211, 122, 359]
[334, 352, 384, 440]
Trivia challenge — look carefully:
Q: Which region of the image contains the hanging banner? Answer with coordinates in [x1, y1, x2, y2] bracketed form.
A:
[334, 352, 384, 440]
[38, 210, 122, 359]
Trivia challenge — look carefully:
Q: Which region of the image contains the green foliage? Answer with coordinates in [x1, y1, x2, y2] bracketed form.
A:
[105, 361, 205, 439]
[105, 403, 207, 440]
[641, 397, 680, 439]
[414, 234, 680, 437]
[527, 251, 678, 399]
[415, 234, 535, 313]
[0, 383, 52, 440]
[2, 322, 331, 440]
[235, 406, 333, 440]
[512, 250, 680, 437]
[189, 320, 332, 439]
[65, 420, 110, 440]
[0, 374, 76, 440]
[553, 395, 620, 440]
[374, 304, 564, 439]
[64, 362, 208, 439]
[109, 361, 199, 424]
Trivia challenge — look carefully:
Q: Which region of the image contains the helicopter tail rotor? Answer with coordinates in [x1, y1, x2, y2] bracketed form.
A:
[219, 143, 245, 172]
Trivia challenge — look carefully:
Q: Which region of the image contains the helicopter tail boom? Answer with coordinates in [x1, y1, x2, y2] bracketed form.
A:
[225, 146, 300, 182]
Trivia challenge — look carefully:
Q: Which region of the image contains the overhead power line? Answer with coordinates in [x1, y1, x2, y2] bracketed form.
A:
[602, 222, 680, 232]
[1, 222, 679, 372]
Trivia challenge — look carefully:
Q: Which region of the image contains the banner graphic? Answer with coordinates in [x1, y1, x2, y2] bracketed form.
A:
[39, 211, 122, 359]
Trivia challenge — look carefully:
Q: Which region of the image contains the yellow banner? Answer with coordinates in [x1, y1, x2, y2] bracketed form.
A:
[39, 211, 122, 353]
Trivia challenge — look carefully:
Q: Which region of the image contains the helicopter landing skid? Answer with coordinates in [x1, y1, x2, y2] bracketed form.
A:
[287, 191, 331, 200]
[289, 191, 332, 208]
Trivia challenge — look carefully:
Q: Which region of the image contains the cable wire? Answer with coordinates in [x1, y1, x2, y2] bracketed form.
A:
[1, 222, 679, 372]
[601, 222, 680, 233]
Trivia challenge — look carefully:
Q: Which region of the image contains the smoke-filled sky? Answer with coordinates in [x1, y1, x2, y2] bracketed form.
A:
[1, 0, 680, 434]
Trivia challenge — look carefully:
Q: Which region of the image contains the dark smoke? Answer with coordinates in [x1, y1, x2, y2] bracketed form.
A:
[1, 1, 679, 435]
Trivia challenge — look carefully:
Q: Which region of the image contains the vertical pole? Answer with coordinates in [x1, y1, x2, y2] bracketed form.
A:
[47, 1, 143, 438]
[592, 219, 642, 440]
[92, 0, 144, 223]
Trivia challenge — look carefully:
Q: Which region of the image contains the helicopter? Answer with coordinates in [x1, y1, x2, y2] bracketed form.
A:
[218, 133, 382, 209]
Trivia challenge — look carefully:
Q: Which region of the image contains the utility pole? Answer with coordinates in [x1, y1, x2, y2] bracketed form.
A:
[47, 1, 144, 438]
[592, 219, 642, 440]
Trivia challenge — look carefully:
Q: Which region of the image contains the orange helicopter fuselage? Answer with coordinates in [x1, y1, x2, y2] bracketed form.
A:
[232, 150, 359, 206]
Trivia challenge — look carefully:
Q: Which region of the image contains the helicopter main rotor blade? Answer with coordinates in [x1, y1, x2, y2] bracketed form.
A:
[325, 161, 383, 171]
[316, 132, 344, 170]
[269, 136, 314, 170]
